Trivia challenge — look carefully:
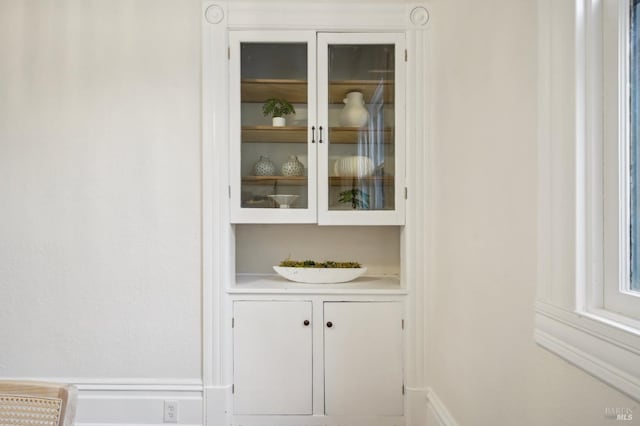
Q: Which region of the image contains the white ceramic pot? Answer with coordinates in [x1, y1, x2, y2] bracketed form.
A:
[333, 156, 374, 177]
[339, 91, 369, 127]
[281, 155, 305, 176]
[272, 117, 286, 127]
[254, 155, 276, 176]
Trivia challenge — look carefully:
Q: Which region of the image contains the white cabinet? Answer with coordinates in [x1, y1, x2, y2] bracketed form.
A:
[324, 302, 404, 416]
[232, 300, 403, 418]
[203, 2, 429, 426]
[232, 301, 312, 415]
[229, 31, 406, 225]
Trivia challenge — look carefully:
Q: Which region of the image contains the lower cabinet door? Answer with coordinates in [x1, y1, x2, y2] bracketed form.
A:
[233, 301, 313, 415]
[323, 301, 404, 416]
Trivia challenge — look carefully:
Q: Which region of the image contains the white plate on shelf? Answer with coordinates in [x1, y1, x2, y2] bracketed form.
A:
[273, 266, 367, 284]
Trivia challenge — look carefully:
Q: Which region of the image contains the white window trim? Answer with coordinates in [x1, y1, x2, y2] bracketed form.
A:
[536, 0, 640, 401]
[600, 0, 640, 321]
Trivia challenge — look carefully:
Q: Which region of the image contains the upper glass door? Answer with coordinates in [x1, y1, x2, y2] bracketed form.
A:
[317, 33, 405, 225]
[230, 31, 317, 223]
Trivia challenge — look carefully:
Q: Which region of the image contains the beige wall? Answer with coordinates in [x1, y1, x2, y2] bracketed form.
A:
[0, 0, 202, 379]
[425, 0, 640, 424]
[1, 0, 639, 422]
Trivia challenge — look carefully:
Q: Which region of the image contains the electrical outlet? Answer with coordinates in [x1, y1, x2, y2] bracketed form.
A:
[163, 400, 178, 423]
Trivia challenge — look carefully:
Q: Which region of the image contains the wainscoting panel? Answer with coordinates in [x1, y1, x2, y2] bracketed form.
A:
[74, 384, 203, 426]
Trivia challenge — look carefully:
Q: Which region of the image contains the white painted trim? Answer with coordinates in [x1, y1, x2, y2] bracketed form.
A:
[316, 32, 406, 226]
[0, 378, 203, 389]
[201, 3, 432, 425]
[536, 0, 640, 402]
[75, 387, 203, 426]
[230, 416, 404, 426]
[403, 19, 431, 394]
[201, 0, 229, 394]
[201, 0, 216, 395]
[204, 385, 231, 426]
[425, 388, 458, 426]
[228, 30, 318, 224]
[404, 387, 427, 426]
[601, 0, 640, 319]
[226, 1, 409, 31]
[535, 302, 640, 401]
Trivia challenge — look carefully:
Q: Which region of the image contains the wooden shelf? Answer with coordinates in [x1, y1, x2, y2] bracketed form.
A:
[242, 126, 307, 143]
[241, 79, 307, 103]
[328, 127, 394, 144]
[241, 79, 394, 104]
[242, 175, 394, 186]
[243, 176, 307, 186]
[242, 126, 393, 144]
[329, 176, 395, 186]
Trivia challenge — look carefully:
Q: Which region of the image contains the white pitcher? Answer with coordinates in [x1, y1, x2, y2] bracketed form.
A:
[339, 91, 369, 127]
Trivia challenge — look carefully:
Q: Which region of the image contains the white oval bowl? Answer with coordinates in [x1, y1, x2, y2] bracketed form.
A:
[273, 266, 367, 284]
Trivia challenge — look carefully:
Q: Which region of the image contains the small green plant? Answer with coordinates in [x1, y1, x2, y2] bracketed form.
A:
[262, 98, 296, 118]
[279, 259, 362, 268]
[338, 188, 370, 209]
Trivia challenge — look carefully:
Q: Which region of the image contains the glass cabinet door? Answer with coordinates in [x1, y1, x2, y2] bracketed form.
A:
[229, 32, 317, 223]
[317, 34, 405, 225]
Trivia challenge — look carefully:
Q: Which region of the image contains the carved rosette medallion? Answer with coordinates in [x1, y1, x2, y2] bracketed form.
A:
[409, 6, 429, 26]
[205, 4, 224, 24]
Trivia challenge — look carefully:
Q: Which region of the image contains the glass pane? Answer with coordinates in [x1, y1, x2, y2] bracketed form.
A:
[630, 0, 639, 291]
[240, 43, 308, 210]
[326, 44, 395, 211]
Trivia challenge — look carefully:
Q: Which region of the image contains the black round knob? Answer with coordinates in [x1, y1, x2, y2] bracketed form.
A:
[326, 321, 333, 328]
[303, 320, 310, 326]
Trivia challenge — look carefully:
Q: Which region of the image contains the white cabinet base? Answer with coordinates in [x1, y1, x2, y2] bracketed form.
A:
[233, 301, 313, 415]
[232, 415, 404, 426]
[324, 302, 404, 416]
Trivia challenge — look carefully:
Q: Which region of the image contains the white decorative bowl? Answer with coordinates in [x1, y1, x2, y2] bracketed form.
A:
[267, 194, 299, 208]
[273, 266, 367, 284]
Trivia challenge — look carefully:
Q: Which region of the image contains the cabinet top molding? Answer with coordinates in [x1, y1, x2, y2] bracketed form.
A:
[202, 1, 430, 30]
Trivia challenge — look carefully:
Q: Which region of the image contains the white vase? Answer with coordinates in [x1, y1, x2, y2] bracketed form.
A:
[272, 117, 286, 127]
[339, 91, 369, 127]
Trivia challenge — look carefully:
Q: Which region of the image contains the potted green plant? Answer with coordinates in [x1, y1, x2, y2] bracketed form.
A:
[338, 188, 370, 209]
[262, 98, 296, 127]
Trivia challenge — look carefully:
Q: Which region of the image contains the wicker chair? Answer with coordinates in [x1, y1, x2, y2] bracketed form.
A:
[0, 381, 77, 426]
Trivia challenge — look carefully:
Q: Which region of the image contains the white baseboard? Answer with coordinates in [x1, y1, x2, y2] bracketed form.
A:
[204, 385, 231, 426]
[425, 388, 457, 426]
[230, 415, 404, 426]
[405, 387, 428, 426]
[74, 383, 203, 426]
[72, 384, 452, 426]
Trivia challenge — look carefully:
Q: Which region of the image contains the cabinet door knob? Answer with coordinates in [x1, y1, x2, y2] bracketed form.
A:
[326, 321, 333, 328]
[319, 126, 324, 143]
[303, 320, 310, 326]
[311, 126, 316, 143]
